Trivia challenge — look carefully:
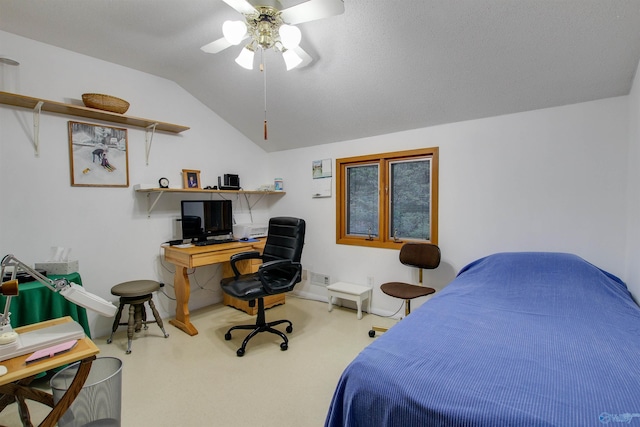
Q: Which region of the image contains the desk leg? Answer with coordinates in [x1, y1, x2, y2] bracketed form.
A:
[169, 266, 199, 336]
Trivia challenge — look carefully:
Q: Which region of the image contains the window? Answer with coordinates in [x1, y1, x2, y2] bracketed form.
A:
[336, 147, 438, 249]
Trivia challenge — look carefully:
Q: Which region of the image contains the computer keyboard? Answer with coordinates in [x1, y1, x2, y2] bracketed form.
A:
[194, 239, 235, 246]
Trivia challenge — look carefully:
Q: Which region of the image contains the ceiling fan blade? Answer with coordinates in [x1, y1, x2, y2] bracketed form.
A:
[280, 0, 344, 25]
[293, 46, 313, 68]
[222, 0, 258, 15]
[200, 37, 233, 54]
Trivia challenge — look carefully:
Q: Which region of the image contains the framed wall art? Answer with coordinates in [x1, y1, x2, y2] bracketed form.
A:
[68, 121, 129, 187]
[182, 169, 201, 189]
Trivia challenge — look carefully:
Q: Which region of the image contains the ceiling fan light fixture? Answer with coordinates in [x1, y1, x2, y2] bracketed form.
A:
[222, 20, 247, 45]
[282, 48, 303, 71]
[235, 45, 255, 70]
[279, 24, 302, 49]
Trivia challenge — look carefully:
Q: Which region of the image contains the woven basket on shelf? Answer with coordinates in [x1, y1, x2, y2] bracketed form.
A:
[81, 93, 130, 114]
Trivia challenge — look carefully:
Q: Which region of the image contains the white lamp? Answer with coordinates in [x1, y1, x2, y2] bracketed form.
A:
[0, 254, 118, 362]
[222, 20, 247, 45]
[282, 48, 303, 70]
[235, 45, 255, 70]
[279, 24, 301, 49]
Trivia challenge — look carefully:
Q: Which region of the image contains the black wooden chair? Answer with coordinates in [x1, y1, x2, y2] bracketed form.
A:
[221, 217, 306, 356]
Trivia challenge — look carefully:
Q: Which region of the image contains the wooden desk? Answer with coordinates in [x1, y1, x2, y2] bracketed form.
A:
[0, 317, 99, 427]
[163, 239, 285, 336]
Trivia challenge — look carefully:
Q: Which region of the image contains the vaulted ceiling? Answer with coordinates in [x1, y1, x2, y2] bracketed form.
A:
[2, 0, 640, 152]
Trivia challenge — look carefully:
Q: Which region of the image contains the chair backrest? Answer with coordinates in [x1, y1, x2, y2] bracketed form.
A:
[399, 242, 441, 270]
[262, 217, 306, 263]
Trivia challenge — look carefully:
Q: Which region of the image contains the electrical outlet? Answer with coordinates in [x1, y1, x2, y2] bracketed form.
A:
[367, 276, 374, 287]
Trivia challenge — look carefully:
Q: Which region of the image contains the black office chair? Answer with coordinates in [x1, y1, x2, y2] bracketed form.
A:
[369, 242, 440, 337]
[221, 217, 306, 356]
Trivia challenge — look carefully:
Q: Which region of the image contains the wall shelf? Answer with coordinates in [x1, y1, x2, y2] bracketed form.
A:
[0, 91, 189, 161]
[134, 187, 286, 216]
[0, 91, 189, 133]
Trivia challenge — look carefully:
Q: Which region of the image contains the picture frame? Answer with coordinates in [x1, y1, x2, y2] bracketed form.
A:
[68, 121, 129, 187]
[182, 169, 201, 189]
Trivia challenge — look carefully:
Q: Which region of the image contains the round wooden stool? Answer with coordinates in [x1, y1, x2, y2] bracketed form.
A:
[107, 280, 169, 354]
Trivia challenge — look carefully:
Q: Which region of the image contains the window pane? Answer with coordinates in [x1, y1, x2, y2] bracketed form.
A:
[346, 164, 379, 236]
[390, 158, 431, 240]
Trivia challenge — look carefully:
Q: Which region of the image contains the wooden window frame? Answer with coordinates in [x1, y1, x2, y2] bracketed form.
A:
[336, 147, 439, 249]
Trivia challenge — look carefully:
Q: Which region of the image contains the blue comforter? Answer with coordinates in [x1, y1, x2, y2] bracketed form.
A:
[325, 252, 640, 426]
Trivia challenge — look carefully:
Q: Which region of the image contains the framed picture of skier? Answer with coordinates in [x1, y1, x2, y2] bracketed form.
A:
[68, 121, 129, 187]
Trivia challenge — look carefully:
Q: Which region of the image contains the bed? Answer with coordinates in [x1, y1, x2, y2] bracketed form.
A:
[325, 252, 640, 426]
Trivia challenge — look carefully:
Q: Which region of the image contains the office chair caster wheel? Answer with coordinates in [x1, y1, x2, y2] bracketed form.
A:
[286, 325, 293, 333]
[225, 332, 232, 340]
[236, 348, 245, 357]
[107, 338, 113, 344]
[280, 342, 288, 351]
[369, 330, 376, 337]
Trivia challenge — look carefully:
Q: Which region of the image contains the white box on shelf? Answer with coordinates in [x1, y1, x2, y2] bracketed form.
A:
[133, 183, 156, 190]
[34, 260, 79, 275]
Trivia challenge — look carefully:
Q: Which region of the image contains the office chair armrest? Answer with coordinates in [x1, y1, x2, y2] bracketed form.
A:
[258, 260, 302, 294]
[229, 251, 262, 278]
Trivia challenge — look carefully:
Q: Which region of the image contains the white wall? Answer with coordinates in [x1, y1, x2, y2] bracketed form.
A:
[271, 97, 631, 314]
[1, 30, 636, 339]
[0, 31, 275, 338]
[625, 59, 640, 302]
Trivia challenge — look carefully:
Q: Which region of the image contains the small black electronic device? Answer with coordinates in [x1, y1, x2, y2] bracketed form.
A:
[219, 174, 240, 190]
[194, 238, 235, 246]
[180, 199, 234, 243]
[166, 239, 183, 246]
[2, 269, 47, 284]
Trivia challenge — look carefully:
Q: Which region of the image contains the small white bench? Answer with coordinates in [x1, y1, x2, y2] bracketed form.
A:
[327, 282, 372, 320]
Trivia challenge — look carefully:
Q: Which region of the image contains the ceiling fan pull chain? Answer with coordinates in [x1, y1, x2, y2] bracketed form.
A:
[262, 48, 268, 140]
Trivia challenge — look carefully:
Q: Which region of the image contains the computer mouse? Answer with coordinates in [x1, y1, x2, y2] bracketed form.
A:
[240, 237, 249, 241]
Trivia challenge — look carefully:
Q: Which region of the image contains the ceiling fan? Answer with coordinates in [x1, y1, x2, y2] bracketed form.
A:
[201, 0, 344, 70]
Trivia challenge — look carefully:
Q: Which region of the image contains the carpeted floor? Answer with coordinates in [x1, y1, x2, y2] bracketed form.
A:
[0, 296, 395, 426]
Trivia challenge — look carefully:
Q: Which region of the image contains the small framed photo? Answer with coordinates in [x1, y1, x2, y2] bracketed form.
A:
[182, 169, 201, 189]
[68, 121, 129, 187]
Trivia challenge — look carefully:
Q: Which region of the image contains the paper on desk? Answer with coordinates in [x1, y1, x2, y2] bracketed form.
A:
[26, 339, 78, 364]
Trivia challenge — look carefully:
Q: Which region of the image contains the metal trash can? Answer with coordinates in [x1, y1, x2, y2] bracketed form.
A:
[50, 357, 122, 427]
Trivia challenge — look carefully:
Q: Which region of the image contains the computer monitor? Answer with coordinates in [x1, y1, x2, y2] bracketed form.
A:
[180, 200, 233, 242]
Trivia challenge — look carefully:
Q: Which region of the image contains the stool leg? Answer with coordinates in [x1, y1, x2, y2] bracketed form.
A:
[141, 304, 149, 330]
[107, 301, 125, 344]
[134, 304, 144, 332]
[126, 304, 136, 354]
[148, 298, 169, 338]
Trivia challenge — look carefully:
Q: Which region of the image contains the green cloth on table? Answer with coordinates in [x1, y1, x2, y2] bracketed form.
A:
[0, 272, 91, 338]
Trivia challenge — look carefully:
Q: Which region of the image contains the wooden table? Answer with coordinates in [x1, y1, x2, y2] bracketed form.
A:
[0, 317, 99, 427]
[163, 239, 285, 336]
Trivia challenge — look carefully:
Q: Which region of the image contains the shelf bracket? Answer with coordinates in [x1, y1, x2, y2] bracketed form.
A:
[248, 193, 267, 209]
[145, 123, 158, 165]
[33, 101, 44, 157]
[146, 190, 165, 217]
